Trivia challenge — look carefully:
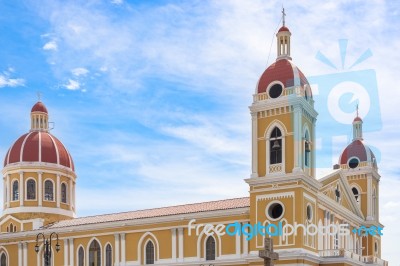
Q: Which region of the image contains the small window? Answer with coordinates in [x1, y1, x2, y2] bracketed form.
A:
[12, 180, 19, 201]
[61, 183, 67, 203]
[269, 83, 283, 98]
[267, 202, 284, 220]
[205, 236, 216, 261]
[105, 244, 112, 266]
[348, 157, 359, 169]
[335, 185, 341, 202]
[306, 204, 313, 221]
[27, 179, 36, 200]
[145, 241, 155, 264]
[44, 180, 54, 201]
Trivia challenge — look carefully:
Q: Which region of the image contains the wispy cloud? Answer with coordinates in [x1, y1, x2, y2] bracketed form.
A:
[43, 40, 58, 51]
[71, 67, 89, 76]
[0, 69, 25, 88]
[64, 79, 80, 90]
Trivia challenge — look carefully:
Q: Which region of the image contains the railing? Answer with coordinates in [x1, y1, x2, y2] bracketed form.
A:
[319, 250, 388, 266]
[253, 87, 298, 102]
[269, 163, 282, 173]
[339, 161, 372, 170]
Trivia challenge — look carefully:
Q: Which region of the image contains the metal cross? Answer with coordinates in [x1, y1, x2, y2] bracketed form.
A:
[282, 7, 286, 26]
[259, 238, 279, 266]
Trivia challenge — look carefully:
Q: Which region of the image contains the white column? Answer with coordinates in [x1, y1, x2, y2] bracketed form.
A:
[120, 233, 126, 264]
[38, 171, 43, 206]
[6, 174, 10, 207]
[19, 172, 24, 206]
[18, 242, 23, 266]
[293, 106, 302, 172]
[57, 174, 61, 207]
[69, 179, 73, 211]
[251, 112, 258, 178]
[171, 228, 177, 260]
[235, 228, 241, 256]
[367, 175, 373, 220]
[178, 227, 184, 261]
[242, 223, 248, 255]
[64, 239, 69, 266]
[114, 234, 120, 266]
[69, 238, 74, 266]
[23, 242, 28, 266]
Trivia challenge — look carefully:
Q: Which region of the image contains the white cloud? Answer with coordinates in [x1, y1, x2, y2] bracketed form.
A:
[43, 40, 58, 51]
[0, 75, 25, 88]
[71, 67, 89, 76]
[111, 0, 123, 5]
[64, 79, 80, 90]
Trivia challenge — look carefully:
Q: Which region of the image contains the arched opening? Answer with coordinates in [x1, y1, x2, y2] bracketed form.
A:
[0, 253, 6, 266]
[105, 244, 112, 266]
[89, 240, 101, 266]
[61, 183, 67, 204]
[304, 130, 310, 167]
[269, 127, 282, 165]
[78, 247, 84, 266]
[26, 179, 36, 200]
[44, 180, 54, 201]
[205, 236, 216, 261]
[12, 180, 19, 201]
[352, 187, 360, 204]
[145, 241, 155, 264]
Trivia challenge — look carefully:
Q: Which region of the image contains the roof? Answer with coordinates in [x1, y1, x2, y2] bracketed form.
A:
[257, 59, 310, 93]
[47, 197, 250, 229]
[4, 131, 74, 170]
[278, 26, 290, 32]
[339, 139, 376, 165]
[31, 101, 48, 113]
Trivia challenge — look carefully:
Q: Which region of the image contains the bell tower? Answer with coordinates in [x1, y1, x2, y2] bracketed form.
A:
[249, 12, 318, 179]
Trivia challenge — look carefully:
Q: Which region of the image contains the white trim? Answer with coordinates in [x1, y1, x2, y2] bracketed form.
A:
[76, 244, 84, 266]
[265, 121, 287, 175]
[143, 239, 156, 265]
[19, 132, 32, 162]
[265, 200, 285, 221]
[86, 237, 102, 266]
[104, 242, 113, 266]
[2, 206, 75, 217]
[138, 232, 159, 264]
[171, 228, 177, 260]
[47, 134, 60, 165]
[266, 81, 285, 98]
[114, 234, 120, 266]
[256, 191, 294, 201]
[120, 233, 126, 264]
[0, 247, 10, 266]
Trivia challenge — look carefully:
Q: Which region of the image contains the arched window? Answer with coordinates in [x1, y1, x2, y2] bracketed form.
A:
[61, 183, 67, 203]
[105, 244, 112, 266]
[12, 180, 19, 201]
[269, 127, 282, 165]
[335, 184, 341, 203]
[352, 187, 360, 203]
[304, 130, 310, 167]
[27, 179, 36, 200]
[145, 241, 154, 264]
[205, 236, 216, 261]
[78, 247, 84, 266]
[89, 240, 101, 266]
[0, 253, 6, 266]
[44, 180, 54, 201]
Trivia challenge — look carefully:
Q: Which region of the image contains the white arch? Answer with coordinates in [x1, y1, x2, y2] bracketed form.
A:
[103, 242, 113, 266]
[0, 247, 10, 266]
[86, 237, 102, 266]
[137, 232, 160, 264]
[76, 244, 85, 266]
[265, 121, 287, 175]
[196, 228, 222, 260]
[203, 235, 217, 261]
[265, 120, 288, 139]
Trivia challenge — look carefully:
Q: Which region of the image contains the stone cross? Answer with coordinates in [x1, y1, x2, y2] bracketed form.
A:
[259, 238, 279, 266]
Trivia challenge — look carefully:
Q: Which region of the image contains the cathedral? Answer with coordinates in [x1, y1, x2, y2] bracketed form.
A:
[0, 15, 388, 266]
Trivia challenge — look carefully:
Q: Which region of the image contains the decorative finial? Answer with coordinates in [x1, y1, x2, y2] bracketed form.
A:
[356, 103, 359, 117]
[282, 7, 286, 26]
[37, 91, 42, 102]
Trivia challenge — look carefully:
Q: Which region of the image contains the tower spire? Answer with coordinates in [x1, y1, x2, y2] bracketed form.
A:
[276, 8, 291, 60]
[282, 7, 286, 26]
[353, 105, 363, 141]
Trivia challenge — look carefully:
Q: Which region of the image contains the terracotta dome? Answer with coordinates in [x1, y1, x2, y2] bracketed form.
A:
[339, 140, 376, 167]
[31, 101, 48, 113]
[353, 116, 362, 122]
[278, 26, 290, 32]
[3, 131, 74, 170]
[256, 59, 310, 94]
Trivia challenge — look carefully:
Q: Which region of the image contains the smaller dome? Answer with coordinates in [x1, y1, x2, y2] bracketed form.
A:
[339, 140, 376, 168]
[278, 26, 290, 32]
[353, 116, 362, 122]
[31, 101, 48, 113]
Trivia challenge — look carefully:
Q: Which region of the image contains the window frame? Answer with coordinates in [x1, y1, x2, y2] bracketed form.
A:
[205, 236, 216, 261]
[25, 178, 37, 201]
[12, 180, 19, 201]
[44, 179, 55, 202]
[145, 240, 155, 265]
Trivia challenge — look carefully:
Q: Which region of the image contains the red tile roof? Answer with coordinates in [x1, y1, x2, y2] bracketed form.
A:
[48, 197, 250, 228]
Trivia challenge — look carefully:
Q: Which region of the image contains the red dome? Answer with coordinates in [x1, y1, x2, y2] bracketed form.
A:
[31, 101, 48, 113]
[4, 131, 74, 170]
[278, 26, 290, 32]
[353, 116, 362, 122]
[339, 140, 376, 166]
[257, 59, 310, 94]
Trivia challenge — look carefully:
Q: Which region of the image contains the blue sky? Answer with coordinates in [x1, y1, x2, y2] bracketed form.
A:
[0, 0, 399, 263]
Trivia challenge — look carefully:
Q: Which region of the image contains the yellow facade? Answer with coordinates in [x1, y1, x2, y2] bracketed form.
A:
[0, 18, 387, 266]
